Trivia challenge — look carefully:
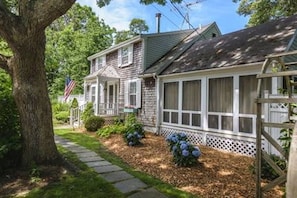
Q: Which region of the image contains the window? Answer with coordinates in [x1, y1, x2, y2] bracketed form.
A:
[118, 44, 133, 67]
[90, 56, 106, 73]
[163, 82, 179, 124]
[182, 80, 201, 127]
[125, 79, 141, 108]
[208, 77, 233, 131]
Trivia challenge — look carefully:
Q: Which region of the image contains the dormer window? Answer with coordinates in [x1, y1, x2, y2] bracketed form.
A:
[90, 55, 106, 73]
[118, 44, 133, 67]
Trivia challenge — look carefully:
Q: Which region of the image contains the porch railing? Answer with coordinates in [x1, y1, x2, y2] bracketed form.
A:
[98, 103, 118, 116]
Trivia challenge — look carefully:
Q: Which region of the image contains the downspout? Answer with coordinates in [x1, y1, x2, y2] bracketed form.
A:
[155, 74, 161, 135]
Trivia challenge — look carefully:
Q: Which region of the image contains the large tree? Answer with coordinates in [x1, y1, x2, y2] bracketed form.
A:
[0, 0, 182, 167]
[233, 0, 297, 26]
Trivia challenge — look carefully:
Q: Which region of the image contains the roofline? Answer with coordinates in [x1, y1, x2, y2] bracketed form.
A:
[87, 36, 142, 60]
[158, 62, 263, 78]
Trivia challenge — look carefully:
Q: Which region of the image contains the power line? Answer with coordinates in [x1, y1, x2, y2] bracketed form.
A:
[151, 4, 181, 30]
[169, 0, 196, 30]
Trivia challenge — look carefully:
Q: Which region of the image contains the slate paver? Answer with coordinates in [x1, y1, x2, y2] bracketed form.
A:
[66, 146, 90, 153]
[76, 151, 98, 158]
[113, 178, 147, 194]
[79, 156, 104, 162]
[128, 188, 168, 198]
[85, 160, 111, 167]
[93, 165, 122, 174]
[100, 170, 134, 183]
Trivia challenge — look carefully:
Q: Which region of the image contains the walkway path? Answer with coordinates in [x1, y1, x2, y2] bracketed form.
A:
[54, 135, 167, 198]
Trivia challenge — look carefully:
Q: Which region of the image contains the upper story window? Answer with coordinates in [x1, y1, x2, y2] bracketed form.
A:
[90, 56, 106, 73]
[118, 44, 133, 67]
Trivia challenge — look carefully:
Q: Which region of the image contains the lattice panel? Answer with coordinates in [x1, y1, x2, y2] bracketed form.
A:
[103, 117, 115, 126]
[206, 134, 256, 156]
[160, 127, 204, 145]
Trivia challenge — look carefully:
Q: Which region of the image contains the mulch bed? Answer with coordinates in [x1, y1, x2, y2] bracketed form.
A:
[99, 132, 284, 198]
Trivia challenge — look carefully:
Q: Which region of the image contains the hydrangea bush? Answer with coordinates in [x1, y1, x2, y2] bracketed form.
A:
[123, 131, 143, 146]
[166, 133, 201, 167]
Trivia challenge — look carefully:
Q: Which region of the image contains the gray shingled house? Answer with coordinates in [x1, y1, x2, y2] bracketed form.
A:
[142, 15, 297, 156]
[82, 23, 221, 128]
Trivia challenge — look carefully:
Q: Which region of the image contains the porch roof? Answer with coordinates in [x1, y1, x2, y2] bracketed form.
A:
[84, 65, 120, 80]
[160, 14, 297, 75]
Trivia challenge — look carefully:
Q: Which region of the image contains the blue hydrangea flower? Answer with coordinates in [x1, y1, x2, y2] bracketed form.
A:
[182, 149, 189, 157]
[127, 133, 132, 139]
[172, 145, 177, 152]
[128, 142, 134, 146]
[180, 143, 188, 150]
[179, 140, 187, 145]
[192, 149, 201, 158]
[180, 133, 186, 138]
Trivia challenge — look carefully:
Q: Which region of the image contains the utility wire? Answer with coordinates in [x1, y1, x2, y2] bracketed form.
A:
[151, 4, 181, 30]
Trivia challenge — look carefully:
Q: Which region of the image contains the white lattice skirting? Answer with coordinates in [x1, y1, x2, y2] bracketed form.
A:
[160, 127, 257, 156]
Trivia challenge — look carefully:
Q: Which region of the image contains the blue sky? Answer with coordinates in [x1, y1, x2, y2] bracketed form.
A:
[77, 0, 249, 34]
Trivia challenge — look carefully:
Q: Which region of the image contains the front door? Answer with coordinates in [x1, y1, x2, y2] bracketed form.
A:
[107, 81, 118, 114]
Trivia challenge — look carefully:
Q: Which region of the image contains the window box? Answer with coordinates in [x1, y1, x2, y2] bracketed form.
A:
[124, 107, 138, 113]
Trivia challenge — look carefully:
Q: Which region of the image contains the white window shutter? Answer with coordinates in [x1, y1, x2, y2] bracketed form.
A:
[124, 81, 129, 107]
[128, 44, 133, 64]
[135, 79, 141, 108]
[102, 55, 106, 67]
[118, 49, 122, 67]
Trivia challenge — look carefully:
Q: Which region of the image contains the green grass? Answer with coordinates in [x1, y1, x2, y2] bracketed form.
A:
[25, 146, 124, 198]
[55, 128, 199, 198]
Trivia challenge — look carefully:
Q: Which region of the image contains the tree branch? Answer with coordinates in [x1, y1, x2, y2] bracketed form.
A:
[0, 54, 11, 75]
[27, 0, 76, 30]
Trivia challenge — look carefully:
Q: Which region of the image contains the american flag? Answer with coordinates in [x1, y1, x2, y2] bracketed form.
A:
[64, 77, 76, 102]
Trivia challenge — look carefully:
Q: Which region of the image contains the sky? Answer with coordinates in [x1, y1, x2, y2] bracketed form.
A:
[77, 0, 249, 35]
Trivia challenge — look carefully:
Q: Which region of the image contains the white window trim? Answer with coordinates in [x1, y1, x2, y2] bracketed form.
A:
[124, 79, 141, 108]
[118, 44, 133, 67]
[90, 55, 106, 73]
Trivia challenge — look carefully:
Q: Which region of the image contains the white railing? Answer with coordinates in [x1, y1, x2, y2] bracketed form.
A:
[98, 103, 118, 116]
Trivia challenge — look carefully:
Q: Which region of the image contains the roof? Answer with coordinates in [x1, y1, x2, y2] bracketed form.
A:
[160, 15, 297, 75]
[141, 22, 219, 76]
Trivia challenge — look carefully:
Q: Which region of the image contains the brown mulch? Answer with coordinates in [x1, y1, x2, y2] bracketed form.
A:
[99, 132, 284, 198]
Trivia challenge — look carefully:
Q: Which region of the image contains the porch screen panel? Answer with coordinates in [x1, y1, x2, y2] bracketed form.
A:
[208, 77, 233, 130]
[208, 77, 233, 112]
[182, 80, 201, 111]
[164, 82, 178, 109]
[239, 75, 271, 133]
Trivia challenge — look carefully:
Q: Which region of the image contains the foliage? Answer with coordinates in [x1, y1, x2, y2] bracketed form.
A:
[279, 126, 292, 157]
[123, 131, 143, 146]
[84, 116, 105, 132]
[114, 30, 134, 44]
[233, 0, 297, 26]
[45, 3, 115, 97]
[129, 18, 149, 35]
[97, 124, 127, 137]
[250, 154, 287, 181]
[97, 0, 183, 7]
[70, 98, 79, 108]
[82, 102, 94, 122]
[166, 133, 201, 167]
[55, 111, 70, 123]
[0, 70, 21, 172]
[125, 113, 145, 137]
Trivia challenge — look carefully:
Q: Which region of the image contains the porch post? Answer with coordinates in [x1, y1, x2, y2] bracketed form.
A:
[156, 76, 161, 134]
[96, 76, 100, 115]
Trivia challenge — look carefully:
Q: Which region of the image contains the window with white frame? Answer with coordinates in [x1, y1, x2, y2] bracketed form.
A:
[125, 79, 141, 108]
[182, 80, 201, 127]
[208, 77, 233, 131]
[90, 56, 106, 73]
[118, 44, 133, 67]
[163, 82, 179, 124]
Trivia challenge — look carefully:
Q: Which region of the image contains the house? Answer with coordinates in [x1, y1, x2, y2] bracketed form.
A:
[143, 15, 297, 156]
[82, 23, 221, 130]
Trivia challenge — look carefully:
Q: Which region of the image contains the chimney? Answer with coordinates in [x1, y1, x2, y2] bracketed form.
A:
[155, 13, 161, 33]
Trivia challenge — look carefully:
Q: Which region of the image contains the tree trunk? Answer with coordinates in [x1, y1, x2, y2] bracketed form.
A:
[11, 31, 61, 167]
[286, 123, 297, 197]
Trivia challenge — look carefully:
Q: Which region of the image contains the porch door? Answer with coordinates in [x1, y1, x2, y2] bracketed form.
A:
[107, 81, 118, 114]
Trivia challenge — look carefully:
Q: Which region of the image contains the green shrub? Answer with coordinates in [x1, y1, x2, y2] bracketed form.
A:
[124, 113, 144, 136]
[55, 111, 69, 123]
[71, 98, 79, 108]
[82, 102, 94, 122]
[123, 131, 143, 146]
[97, 124, 126, 137]
[0, 70, 22, 173]
[250, 154, 287, 180]
[52, 102, 69, 115]
[85, 116, 105, 132]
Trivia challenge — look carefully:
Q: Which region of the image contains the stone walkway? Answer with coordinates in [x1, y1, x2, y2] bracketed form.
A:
[54, 135, 167, 198]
